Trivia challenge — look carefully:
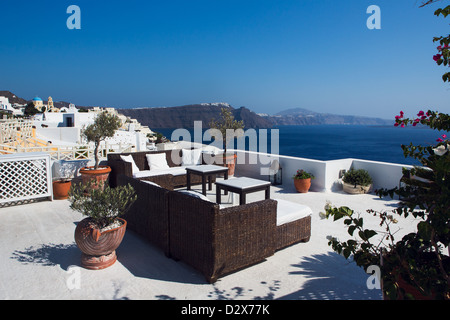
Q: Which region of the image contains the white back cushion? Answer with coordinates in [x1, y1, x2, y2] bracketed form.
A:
[120, 155, 140, 174]
[181, 149, 202, 166]
[146, 153, 170, 170]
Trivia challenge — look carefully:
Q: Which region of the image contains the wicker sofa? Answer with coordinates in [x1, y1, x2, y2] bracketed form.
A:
[118, 174, 172, 256]
[117, 173, 312, 283]
[108, 149, 214, 189]
[168, 190, 278, 283]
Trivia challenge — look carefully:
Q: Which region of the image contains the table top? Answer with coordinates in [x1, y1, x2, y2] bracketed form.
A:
[215, 177, 270, 189]
[185, 164, 229, 173]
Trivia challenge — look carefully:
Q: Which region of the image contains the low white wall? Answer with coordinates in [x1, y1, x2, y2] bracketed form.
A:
[35, 127, 81, 144]
[233, 150, 413, 193]
[234, 150, 327, 192]
[352, 159, 413, 191]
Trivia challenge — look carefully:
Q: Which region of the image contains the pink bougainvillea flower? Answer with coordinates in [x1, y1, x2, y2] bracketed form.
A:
[437, 138, 444, 142]
[433, 54, 442, 61]
[395, 115, 401, 120]
[417, 111, 424, 117]
[437, 45, 442, 51]
[400, 111, 404, 117]
[442, 134, 447, 139]
[401, 123, 405, 128]
[394, 123, 399, 127]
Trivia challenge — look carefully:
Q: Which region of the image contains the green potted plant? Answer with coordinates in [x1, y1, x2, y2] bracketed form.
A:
[209, 107, 245, 175]
[292, 169, 315, 193]
[69, 181, 137, 270]
[342, 168, 373, 194]
[322, 110, 449, 300]
[79, 111, 122, 188]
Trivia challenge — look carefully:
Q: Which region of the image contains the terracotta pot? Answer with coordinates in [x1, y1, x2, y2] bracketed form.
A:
[79, 165, 111, 190]
[52, 180, 72, 200]
[342, 182, 372, 194]
[74, 217, 127, 270]
[215, 153, 237, 176]
[294, 178, 311, 193]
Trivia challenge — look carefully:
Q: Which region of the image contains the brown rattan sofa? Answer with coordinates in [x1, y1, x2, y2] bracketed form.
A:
[108, 149, 214, 189]
[117, 172, 311, 283]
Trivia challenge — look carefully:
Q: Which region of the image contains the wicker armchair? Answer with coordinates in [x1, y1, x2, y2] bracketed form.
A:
[168, 191, 278, 283]
[117, 174, 171, 256]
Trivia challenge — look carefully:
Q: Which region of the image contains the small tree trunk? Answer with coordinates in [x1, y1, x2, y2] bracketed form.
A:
[94, 140, 100, 170]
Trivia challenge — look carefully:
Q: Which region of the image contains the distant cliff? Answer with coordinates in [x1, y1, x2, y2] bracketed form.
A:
[260, 108, 392, 126]
[117, 103, 274, 129]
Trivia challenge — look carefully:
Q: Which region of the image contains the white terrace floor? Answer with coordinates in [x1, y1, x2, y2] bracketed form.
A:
[0, 178, 420, 300]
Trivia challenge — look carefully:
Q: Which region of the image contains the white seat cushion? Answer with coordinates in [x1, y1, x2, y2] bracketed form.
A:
[120, 155, 140, 174]
[178, 190, 212, 202]
[133, 167, 187, 178]
[141, 180, 161, 188]
[275, 199, 312, 226]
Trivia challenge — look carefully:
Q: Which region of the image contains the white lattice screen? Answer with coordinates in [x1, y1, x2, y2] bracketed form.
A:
[0, 152, 52, 204]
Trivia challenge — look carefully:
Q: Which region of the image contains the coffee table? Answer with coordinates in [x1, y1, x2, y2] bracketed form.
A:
[215, 177, 271, 205]
[186, 165, 229, 196]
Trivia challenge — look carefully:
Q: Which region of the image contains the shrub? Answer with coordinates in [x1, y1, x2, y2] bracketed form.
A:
[342, 168, 373, 187]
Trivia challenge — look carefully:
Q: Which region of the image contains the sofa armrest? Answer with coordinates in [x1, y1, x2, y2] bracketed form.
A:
[169, 191, 277, 283]
[108, 159, 133, 188]
[212, 199, 277, 279]
[117, 174, 171, 255]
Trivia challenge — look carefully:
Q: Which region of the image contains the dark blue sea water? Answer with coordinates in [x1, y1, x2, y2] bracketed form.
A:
[156, 125, 442, 166]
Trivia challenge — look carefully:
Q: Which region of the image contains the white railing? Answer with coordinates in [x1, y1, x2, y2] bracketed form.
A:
[0, 142, 134, 161]
[0, 152, 52, 204]
[0, 119, 33, 144]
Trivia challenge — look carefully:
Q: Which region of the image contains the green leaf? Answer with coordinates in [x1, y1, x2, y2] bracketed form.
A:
[417, 221, 432, 240]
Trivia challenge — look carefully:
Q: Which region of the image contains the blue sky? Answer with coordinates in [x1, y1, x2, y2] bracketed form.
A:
[1, 0, 449, 118]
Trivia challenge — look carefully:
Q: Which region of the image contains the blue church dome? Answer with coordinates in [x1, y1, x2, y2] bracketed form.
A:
[33, 97, 43, 101]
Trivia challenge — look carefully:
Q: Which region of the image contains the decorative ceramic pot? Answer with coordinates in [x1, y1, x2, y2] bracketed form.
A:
[52, 180, 72, 200]
[79, 165, 111, 190]
[294, 178, 311, 193]
[343, 182, 372, 194]
[74, 217, 127, 270]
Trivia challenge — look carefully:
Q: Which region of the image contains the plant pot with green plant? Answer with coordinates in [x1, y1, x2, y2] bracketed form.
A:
[209, 107, 245, 176]
[292, 169, 315, 193]
[69, 181, 137, 270]
[342, 168, 373, 194]
[321, 110, 449, 300]
[79, 111, 122, 189]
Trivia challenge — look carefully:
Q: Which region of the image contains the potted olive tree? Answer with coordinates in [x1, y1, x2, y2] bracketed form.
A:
[79, 111, 122, 188]
[209, 107, 245, 175]
[292, 169, 315, 193]
[69, 181, 137, 270]
[322, 110, 449, 300]
[342, 168, 373, 194]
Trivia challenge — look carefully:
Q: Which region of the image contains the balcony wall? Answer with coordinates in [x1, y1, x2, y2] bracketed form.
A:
[233, 149, 413, 193]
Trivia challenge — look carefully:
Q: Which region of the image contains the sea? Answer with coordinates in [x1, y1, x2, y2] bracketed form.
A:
[156, 125, 443, 166]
